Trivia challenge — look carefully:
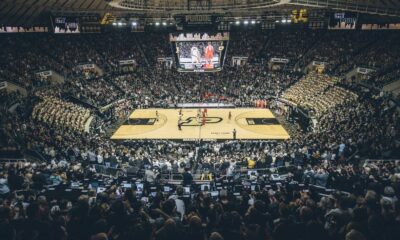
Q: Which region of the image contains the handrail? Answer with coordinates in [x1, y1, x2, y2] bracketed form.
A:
[364, 159, 400, 164]
[0, 158, 26, 163]
[24, 149, 48, 162]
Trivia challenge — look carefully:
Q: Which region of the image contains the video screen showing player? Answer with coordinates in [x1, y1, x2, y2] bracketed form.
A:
[177, 41, 220, 70]
[170, 32, 229, 72]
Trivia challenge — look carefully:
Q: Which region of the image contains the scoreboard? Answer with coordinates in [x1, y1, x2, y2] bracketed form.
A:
[291, 9, 308, 23]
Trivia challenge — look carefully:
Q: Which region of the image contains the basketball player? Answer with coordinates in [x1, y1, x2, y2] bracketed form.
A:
[202, 110, 206, 126]
[156, 110, 159, 122]
[204, 42, 214, 66]
[228, 111, 232, 121]
[203, 108, 208, 116]
[233, 128, 237, 140]
[196, 109, 201, 124]
[178, 119, 182, 131]
[191, 46, 201, 65]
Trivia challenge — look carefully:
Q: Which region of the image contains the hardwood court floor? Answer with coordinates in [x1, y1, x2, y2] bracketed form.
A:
[111, 108, 290, 140]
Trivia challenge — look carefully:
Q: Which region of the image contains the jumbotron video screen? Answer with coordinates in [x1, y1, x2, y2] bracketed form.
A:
[170, 32, 229, 72]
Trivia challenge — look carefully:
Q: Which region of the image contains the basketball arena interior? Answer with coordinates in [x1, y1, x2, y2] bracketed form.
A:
[0, 1, 400, 240]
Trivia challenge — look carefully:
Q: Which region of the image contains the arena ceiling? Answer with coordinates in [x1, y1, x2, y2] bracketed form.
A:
[0, 0, 399, 26]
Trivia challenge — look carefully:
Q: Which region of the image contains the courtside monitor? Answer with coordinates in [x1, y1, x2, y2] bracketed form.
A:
[170, 32, 229, 72]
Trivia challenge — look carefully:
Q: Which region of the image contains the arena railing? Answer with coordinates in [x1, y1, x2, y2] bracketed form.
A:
[36, 171, 352, 203]
[116, 0, 280, 12]
[0, 158, 26, 164]
[290, 0, 400, 17]
[363, 159, 400, 165]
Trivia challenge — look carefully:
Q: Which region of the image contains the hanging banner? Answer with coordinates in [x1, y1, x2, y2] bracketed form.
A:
[270, 58, 289, 64]
[119, 60, 136, 66]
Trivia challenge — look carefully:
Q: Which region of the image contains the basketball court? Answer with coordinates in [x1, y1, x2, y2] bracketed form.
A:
[111, 108, 290, 141]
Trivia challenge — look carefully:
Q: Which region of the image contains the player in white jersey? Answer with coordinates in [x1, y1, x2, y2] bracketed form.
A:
[191, 46, 201, 64]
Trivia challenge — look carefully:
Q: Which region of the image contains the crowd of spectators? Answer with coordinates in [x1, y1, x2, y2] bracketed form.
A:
[65, 76, 124, 107]
[0, 156, 399, 240]
[0, 30, 399, 240]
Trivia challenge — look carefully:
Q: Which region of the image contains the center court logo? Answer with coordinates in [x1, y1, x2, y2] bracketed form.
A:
[180, 117, 223, 126]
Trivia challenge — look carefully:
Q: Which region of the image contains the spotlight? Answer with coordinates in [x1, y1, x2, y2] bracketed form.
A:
[112, 22, 117, 26]
[287, 19, 292, 23]
[235, 20, 240, 25]
[251, 20, 256, 24]
[244, 20, 249, 25]
[131, 22, 137, 26]
[117, 22, 123, 26]
[162, 22, 167, 26]
[155, 22, 160, 26]
[282, 19, 287, 23]
[275, 20, 280, 23]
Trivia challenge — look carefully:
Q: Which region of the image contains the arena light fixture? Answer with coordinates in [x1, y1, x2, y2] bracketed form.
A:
[282, 19, 287, 23]
[155, 22, 160, 26]
[251, 20, 256, 24]
[235, 20, 240, 25]
[244, 20, 249, 25]
[132, 22, 137, 26]
[162, 22, 167, 26]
